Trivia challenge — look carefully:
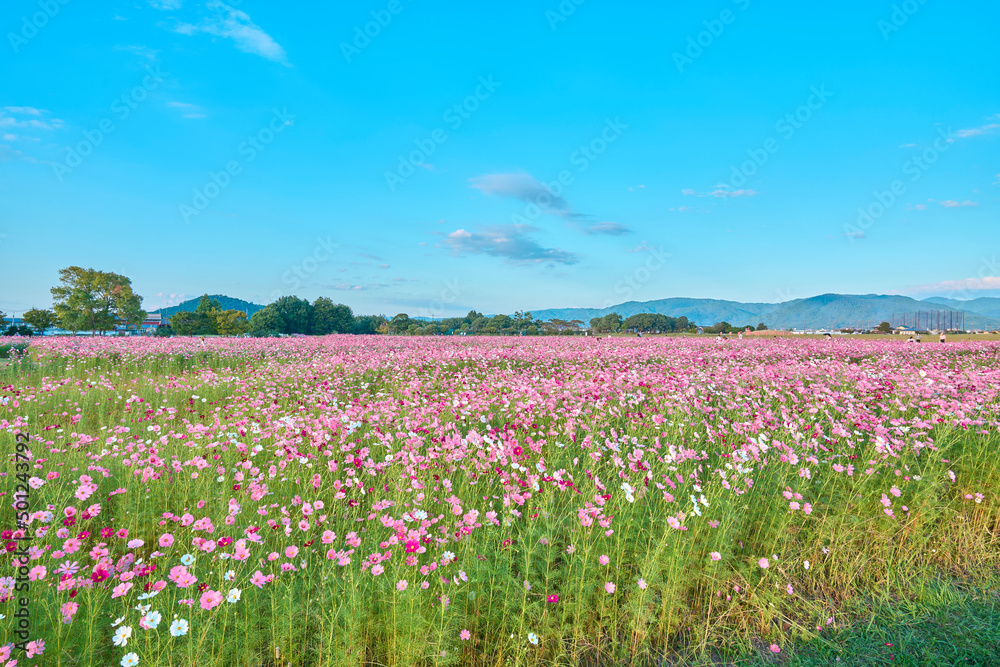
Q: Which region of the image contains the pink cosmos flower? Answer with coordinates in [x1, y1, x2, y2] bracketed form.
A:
[460, 629, 471, 641]
[26, 639, 45, 657]
[396, 579, 408, 591]
[758, 558, 770, 569]
[200, 589, 223, 610]
[710, 552, 721, 561]
[604, 582, 616, 594]
[250, 571, 268, 589]
[598, 554, 610, 566]
[111, 582, 133, 598]
[285, 546, 298, 559]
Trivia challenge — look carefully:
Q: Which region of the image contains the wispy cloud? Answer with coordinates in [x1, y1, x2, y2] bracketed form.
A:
[444, 224, 579, 265]
[626, 184, 646, 192]
[940, 200, 978, 207]
[954, 115, 999, 139]
[682, 185, 757, 198]
[149, 0, 184, 9]
[470, 172, 579, 218]
[579, 221, 631, 236]
[168, 101, 207, 119]
[844, 231, 865, 239]
[0, 107, 63, 131]
[907, 276, 1000, 294]
[116, 45, 161, 63]
[173, 1, 289, 65]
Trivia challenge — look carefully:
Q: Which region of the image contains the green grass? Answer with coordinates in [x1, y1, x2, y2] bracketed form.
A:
[764, 577, 1000, 666]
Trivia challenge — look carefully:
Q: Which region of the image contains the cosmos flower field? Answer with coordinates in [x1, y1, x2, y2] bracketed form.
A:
[2, 335, 999, 666]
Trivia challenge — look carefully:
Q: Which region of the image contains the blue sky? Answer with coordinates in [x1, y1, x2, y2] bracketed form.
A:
[1, 0, 998, 318]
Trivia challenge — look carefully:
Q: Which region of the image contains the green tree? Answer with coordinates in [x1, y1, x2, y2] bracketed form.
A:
[22, 308, 57, 335]
[51, 267, 145, 335]
[215, 310, 250, 336]
[756, 322, 768, 331]
[591, 313, 623, 334]
[353, 315, 387, 335]
[268, 296, 312, 334]
[193, 295, 222, 334]
[877, 321, 892, 334]
[249, 308, 285, 337]
[170, 312, 201, 336]
[310, 298, 354, 335]
[390, 313, 411, 334]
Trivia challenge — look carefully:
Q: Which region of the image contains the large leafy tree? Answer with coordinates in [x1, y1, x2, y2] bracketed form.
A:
[389, 313, 411, 334]
[590, 313, 623, 334]
[194, 295, 222, 334]
[310, 298, 354, 335]
[170, 312, 201, 336]
[249, 308, 286, 337]
[268, 296, 312, 334]
[215, 310, 250, 336]
[22, 308, 57, 335]
[51, 267, 146, 335]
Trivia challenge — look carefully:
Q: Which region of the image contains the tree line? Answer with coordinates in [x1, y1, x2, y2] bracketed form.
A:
[7, 267, 775, 337]
[3, 267, 146, 336]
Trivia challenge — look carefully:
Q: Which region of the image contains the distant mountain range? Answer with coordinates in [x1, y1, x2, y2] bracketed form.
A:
[150, 293, 1000, 331]
[151, 295, 265, 319]
[531, 294, 1000, 330]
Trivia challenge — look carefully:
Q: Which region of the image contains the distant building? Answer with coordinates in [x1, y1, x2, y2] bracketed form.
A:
[745, 329, 791, 336]
[894, 325, 916, 335]
[141, 313, 162, 330]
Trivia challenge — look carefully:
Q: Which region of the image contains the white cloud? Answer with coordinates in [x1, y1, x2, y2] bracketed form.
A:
[907, 276, 1000, 294]
[579, 221, 631, 236]
[174, 1, 288, 65]
[682, 185, 757, 198]
[939, 200, 978, 208]
[955, 123, 999, 139]
[444, 224, 579, 265]
[470, 172, 577, 218]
